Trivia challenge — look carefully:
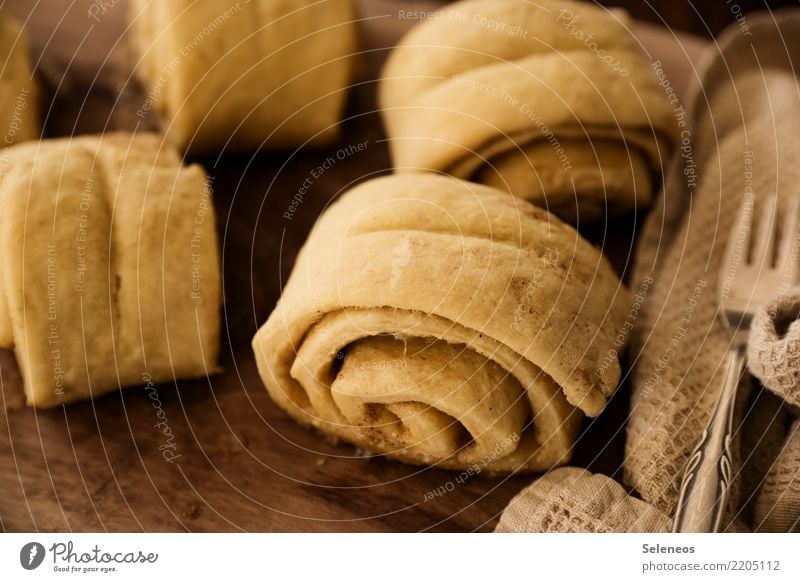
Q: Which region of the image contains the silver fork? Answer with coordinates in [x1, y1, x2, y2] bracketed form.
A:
[672, 193, 800, 533]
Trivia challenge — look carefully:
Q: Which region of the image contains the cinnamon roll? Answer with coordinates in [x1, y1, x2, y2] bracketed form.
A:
[252, 174, 630, 471]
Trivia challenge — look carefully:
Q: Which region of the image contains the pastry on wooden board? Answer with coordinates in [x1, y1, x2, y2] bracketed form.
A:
[129, 0, 358, 155]
[0, 133, 221, 407]
[0, 10, 39, 145]
[379, 0, 679, 223]
[252, 174, 631, 472]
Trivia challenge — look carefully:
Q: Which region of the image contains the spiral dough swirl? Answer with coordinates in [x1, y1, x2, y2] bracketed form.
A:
[253, 175, 630, 472]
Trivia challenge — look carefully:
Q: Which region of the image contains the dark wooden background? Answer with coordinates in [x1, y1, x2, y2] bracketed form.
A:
[609, 0, 798, 38]
[0, 0, 786, 532]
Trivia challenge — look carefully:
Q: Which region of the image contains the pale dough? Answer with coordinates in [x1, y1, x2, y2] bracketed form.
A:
[252, 174, 632, 472]
[130, 0, 358, 155]
[0, 11, 39, 145]
[0, 133, 221, 407]
[379, 0, 679, 223]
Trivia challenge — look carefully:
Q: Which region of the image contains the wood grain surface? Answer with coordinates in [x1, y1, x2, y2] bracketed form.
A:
[0, 0, 705, 532]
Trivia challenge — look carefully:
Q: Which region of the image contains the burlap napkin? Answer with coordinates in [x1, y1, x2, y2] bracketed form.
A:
[625, 8, 800, 526]
[498, 10, 800, 532]
[753, 420, 800, 532]
[749, 294, 800, 410]
[496, 467, 671, 533]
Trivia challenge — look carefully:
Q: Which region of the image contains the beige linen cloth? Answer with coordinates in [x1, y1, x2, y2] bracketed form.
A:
[497, 467, 671, 532]
[379, 0, 678, 223]
[252, 174, 630, 472]
[498, 11, 800, 532]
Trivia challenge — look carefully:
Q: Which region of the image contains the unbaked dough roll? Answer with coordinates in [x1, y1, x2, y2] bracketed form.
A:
[0, 133, 221, 407]
[130, 0, 358, 155]
[253, 174, 631, 472]
[379, 0, 678, 223]
[0, 11, 39, 145]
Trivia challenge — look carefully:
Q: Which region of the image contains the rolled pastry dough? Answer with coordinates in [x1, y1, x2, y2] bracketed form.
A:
[379, 0, 678, 223]
[130, 0, 358, 155]
[0, 11, 39, 145]
[0, 133, 221, 407]
[253, 174, 631, 472]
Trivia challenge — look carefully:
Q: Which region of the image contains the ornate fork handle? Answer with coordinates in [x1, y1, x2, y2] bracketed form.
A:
[672, 346, 745, 533]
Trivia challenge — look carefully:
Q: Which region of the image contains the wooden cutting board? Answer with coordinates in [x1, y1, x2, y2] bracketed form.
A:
[0, 0, 705, 532]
